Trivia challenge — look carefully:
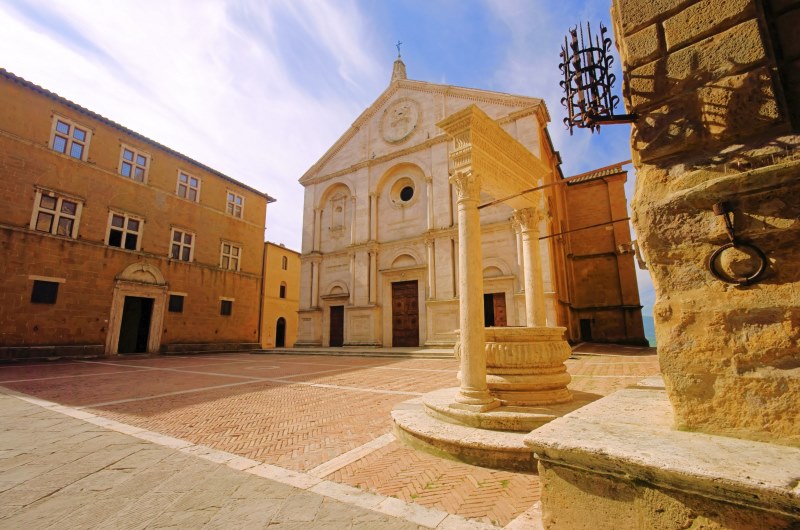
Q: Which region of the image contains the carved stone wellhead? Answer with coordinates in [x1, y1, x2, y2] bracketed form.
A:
[456, 327, 573, 406]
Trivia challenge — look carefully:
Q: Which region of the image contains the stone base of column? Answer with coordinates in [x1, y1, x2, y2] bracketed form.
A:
[450, 390, 501, 412]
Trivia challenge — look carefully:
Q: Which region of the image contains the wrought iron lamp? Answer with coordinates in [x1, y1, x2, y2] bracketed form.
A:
[559, 22, 637, 134]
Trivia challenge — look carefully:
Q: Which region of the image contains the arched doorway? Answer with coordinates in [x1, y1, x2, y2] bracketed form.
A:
[276, 317, 286, 347]
[105, 263, 167, 355]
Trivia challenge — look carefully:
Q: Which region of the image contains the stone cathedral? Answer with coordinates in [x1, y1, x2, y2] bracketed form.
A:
[296, 58, 646, 348]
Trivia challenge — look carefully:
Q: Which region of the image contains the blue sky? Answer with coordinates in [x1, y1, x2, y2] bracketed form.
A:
[0, 0, 654, 314]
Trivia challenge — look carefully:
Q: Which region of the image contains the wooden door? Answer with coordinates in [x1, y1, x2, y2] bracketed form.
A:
[329, 306, 344, 347]
[483, 293, 507, 327]
[392, 281, 419, 347]
[493, 293, 507, 326]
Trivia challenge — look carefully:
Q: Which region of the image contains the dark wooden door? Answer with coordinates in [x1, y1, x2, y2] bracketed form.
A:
[276, 317, 286, 347]
[329, 306, 344, 347]
[392, 281, 419, 347]
[483, 293, 507, 327]
[118, 296, 153, 354]
[493, 293, 507, 326]
[580, 318, 592, 341]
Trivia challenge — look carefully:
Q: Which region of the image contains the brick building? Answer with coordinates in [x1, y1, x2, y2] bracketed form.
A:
[0, 69, 274, 359]
[260, 242, 300, 348]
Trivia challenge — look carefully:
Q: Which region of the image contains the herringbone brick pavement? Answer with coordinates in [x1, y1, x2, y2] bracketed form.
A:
[327, 440, 540, 527]
[0, 348, 659, 527]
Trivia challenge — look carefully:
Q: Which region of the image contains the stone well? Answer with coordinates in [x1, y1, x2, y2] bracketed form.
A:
[393, 326, 593, 471]
[482, 327, 572, 406]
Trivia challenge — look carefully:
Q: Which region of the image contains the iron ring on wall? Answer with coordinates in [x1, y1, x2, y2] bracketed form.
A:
[708, 242, 768, 286]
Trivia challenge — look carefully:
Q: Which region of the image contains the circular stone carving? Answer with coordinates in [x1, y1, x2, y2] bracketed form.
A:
[380, 98, 421, 144]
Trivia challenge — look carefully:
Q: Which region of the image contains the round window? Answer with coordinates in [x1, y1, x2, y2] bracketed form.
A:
[400, 186, 414, 202]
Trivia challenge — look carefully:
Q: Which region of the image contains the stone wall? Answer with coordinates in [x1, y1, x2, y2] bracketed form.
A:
[612, 0, 800, 444]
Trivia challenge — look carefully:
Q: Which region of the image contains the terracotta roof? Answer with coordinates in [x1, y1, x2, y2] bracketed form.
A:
[0, 68, 275, 202]
[565, 165, 626, 185]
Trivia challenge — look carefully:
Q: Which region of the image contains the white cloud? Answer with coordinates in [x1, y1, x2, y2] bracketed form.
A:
[0, 0, 384, 250]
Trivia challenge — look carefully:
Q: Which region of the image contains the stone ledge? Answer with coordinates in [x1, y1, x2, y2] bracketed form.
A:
[524, 380, 800, 520]
[391, 395, 535, 472]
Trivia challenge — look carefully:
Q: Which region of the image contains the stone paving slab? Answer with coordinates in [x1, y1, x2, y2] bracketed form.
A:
[0, 391, 467, 529]
[0, 347, 659, 528]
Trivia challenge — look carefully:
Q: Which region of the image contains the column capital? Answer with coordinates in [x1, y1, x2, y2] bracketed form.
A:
[449, 171, 481, 203]
[512, 207, 543, 232]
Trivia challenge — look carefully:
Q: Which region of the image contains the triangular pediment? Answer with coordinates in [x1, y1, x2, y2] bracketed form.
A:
[299, 79, 548, 185]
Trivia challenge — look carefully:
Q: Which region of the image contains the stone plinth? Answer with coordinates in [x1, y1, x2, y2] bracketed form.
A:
[484, 327, 572, 406]
[524, 378, 800, 529]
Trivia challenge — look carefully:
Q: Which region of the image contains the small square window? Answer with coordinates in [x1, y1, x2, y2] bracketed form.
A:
[31, 280, 59, 304]
[177, 171, 201, 202]
[168, 295, 184, 313]
[107, 212, 142, 251]
[118, 146, 149, 182]
[50, 116, 90, 160]
[170, 228, 195, 262]
[226, 191, 244, 218]
[220, 300, 233, 316]
[30, 191, 82, 239]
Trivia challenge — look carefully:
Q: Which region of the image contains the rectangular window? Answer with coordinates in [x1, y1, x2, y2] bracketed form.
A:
[107, 211, 142, 251]
[31, 280, 59, 304]
[169, 228, 195, 262]
[119, 146, 149, 182]
[177, 171, 201, 202]
[220, 299, 233, 316]
[50, 116, 90, 161]
[226, 191, 244, 218]
[279, 283, 286, 299]
[30, 190, 83, 238]
[281, 256, 288, 270]
[168, 294, 184, 313]
[220, 242, 241, 271]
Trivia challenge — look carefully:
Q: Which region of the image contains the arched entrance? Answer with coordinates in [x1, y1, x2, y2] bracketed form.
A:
[276, 317, 286, 347]
[105, 263, 167, 355]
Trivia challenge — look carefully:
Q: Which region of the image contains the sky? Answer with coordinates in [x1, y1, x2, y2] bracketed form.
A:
[0, 0, 655, 315]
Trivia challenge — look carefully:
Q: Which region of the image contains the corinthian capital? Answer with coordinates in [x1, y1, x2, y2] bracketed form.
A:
[511, 207, 542, 231]
[449, 171, 481, 202]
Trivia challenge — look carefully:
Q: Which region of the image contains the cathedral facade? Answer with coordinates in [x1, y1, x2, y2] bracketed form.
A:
[296, 59, 646, 348]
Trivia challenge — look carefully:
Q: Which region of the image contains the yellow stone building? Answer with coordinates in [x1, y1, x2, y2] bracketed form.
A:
[0, 69, 274, 359]
[260, 242, 300, 348]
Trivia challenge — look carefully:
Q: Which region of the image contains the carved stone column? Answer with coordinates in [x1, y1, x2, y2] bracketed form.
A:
[368, 249, 377, 304]
[310, 256, 321, 308]
[425, 236, 436, 299]
[450, 170, 499, 411]
[426, 176, 434, 230]
[313, 208, 323, 252]
[350, 196, 357, 245]
[513, 208, 547, 327]
[512, 217, 525, 294]
[369, 193, 378, 241]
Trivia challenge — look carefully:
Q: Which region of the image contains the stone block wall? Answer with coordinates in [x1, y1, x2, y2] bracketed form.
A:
[612, 0, 800, 444]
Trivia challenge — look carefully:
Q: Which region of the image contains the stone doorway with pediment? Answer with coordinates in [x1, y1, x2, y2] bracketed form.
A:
[105, 262, 167, 355]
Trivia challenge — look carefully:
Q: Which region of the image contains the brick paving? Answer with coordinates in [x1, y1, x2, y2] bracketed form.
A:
[0, 346, 659, 528]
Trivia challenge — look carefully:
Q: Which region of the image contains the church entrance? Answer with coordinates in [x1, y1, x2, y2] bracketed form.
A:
[392, 280, 419, 347]
[483, 293, 507, 327]
[329, 306, 344, 347]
